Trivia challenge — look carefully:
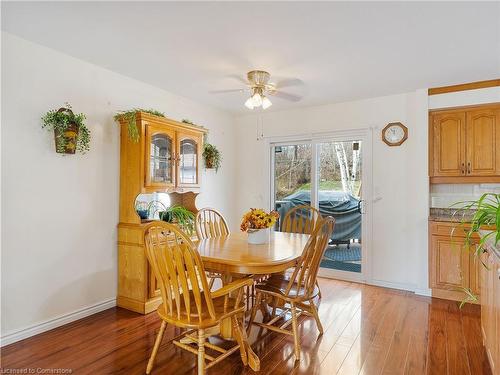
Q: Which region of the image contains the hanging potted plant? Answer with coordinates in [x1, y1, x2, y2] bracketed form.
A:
[114, 108, 165, 142]
[203, 143, 222, 171]
[41, 103, 90, 154]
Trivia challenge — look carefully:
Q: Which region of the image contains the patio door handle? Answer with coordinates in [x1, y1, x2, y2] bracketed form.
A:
[357, 200, 365, 214]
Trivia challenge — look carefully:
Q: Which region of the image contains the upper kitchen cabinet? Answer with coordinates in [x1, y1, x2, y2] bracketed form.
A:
[429, 103, 500, 183]
[466, 107, 500, 176]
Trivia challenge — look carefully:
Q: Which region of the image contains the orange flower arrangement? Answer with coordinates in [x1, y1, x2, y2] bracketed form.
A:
[240, 208, 280, 232]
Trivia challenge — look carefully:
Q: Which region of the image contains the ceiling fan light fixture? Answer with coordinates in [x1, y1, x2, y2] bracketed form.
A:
[251, 92, 262, 107]
[262, 96, 272, 109]
[244, 97, 255, 109]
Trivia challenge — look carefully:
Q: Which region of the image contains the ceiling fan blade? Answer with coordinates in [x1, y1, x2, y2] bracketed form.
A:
[268, 90, 302, 102]
[209, 88, 246, 94]
[226, 74, 249, 85]
[274, 78, 304, 89]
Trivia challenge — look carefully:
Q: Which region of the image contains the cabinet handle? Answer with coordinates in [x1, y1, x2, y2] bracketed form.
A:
[461, 163, 465, 175]
[467, 162, 471, 174]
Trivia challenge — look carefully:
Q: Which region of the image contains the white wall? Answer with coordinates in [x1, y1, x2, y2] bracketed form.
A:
[1, 33, 237, 342]
[234, 91, 430, 293]
[429, 86, 500, 109]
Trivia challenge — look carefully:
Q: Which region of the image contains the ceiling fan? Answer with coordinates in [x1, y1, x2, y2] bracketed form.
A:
[210, 70, 303, 110]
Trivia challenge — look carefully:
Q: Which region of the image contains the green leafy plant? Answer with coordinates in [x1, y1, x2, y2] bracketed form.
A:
[457, 193, 500, 257]
[114, 108, 165, 142]
[41, 103, 90, 153]
[203, 143, 222, 171]
[453, 193, 499, 307]
[159, 205, 195, 234]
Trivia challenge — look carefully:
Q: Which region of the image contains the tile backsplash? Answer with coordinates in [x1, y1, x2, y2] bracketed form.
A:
[430, 183, 500, 208]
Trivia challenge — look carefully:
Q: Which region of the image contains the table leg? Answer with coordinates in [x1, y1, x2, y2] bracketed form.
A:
[218, 273, 260, 371]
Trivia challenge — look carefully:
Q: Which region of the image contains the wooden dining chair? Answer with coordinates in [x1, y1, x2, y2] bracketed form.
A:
[195, 208, 230, 239]
[195, 208, 230, 290]
[281, 205, 324, 298]
[144, 221, 253, 375]
[247, 216, 335, 362]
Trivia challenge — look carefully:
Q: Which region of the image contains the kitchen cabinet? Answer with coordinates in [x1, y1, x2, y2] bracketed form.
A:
[429, 221, 480, 303]
[481, 242, 500, 375]
[429, 103, 500, 183]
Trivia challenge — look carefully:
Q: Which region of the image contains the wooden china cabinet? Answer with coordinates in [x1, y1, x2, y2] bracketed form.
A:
[117, 111, 206, 314]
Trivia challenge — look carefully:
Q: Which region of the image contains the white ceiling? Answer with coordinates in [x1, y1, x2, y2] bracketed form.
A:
[2, 2, 500, 114]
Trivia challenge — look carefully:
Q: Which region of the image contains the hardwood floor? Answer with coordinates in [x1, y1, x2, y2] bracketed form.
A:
[1, 279, 491, 374]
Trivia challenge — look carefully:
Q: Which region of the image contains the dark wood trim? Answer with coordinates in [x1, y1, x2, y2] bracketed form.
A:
[428, 79, 500, 96]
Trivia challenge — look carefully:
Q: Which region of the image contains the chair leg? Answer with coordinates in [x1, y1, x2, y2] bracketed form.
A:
[247, 292, 261, 335]
[309, 299, 323, 335]
[316, 280, 322, 299]
[271, 296, 277, 317]
[197, 329, 205, 375]
[291, 303, 301, 362]
[232, 315, 248, 366]
[146, 320, 167, 374]
[208, 277, 215, 291]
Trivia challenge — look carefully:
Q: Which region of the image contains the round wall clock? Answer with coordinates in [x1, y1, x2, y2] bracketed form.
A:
[382, 122, 408, 146]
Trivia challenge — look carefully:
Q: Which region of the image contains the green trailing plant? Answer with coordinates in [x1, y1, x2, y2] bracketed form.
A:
[452, 192, 500, 307]
[159, 205, 195, 234]
[114, 108, 165, 142]
[455, 193, 500, 257]
[41, 103, 90, 153]
[203, 143, 222, 171]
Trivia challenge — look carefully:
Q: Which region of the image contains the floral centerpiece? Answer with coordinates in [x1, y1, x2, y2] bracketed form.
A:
[240, 208, 279, 244]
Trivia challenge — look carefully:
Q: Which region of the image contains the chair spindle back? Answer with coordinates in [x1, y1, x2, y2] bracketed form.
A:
[286, 217, 335, 299]
[144, 221, 215, 323]
[281, 205, 322, 234]
[195, 208, 230, 239]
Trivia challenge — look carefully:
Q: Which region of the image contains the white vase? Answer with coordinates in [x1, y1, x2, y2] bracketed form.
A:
[247, 228, 270, 244]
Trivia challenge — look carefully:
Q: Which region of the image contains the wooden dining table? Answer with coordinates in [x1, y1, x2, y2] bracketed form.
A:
[195, 230, 310, 371]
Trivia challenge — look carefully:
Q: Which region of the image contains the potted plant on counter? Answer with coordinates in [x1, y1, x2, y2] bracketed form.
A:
[454, 192, 499, 307]
[42, 103, 90, 154]
[159, 205, 195, 235]
[240, 208, 280, 244]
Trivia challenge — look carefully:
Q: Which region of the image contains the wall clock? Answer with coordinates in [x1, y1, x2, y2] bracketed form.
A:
[382, 122, 408, 146]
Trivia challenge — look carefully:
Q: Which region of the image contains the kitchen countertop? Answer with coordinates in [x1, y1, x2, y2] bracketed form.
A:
[429, 207, 475, 223]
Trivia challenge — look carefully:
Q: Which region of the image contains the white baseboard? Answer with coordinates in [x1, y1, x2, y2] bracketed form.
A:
[414, 287, 432, 297]
[0, 298, 116, 347]
[318, 274, 417, 293]
[366, 279, 416, 293]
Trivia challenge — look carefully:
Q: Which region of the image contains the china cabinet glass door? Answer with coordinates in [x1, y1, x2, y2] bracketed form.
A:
[145, 125, 175, 189]
[177, 132, 201, 187]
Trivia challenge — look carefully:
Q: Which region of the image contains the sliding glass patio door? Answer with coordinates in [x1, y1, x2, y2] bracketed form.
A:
[271, 134, 368, 281]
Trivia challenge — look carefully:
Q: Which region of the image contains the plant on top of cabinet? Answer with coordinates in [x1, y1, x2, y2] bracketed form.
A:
[203, 142, 222, 171]
[114, 108, 165, 142]
[42, 103, 90, 154]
